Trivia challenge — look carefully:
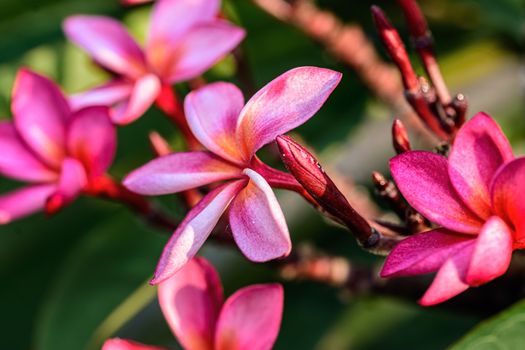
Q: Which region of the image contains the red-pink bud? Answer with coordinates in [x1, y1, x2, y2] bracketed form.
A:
[371, 5, 418, 91]
[276, 135, 379, 247]
[392, 119, 411, 154]
[397, 0, 429, 42]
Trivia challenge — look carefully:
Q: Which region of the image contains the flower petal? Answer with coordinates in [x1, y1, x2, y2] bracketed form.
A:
[12, 69, 70, 168]
[151, 180, 246, 284]
[124, 151, 242, 196]
[166, 21, 245, 83]
[491, 157, 525, 244]
[215, 284, 284, 350]
[54, 158, 88, 205]
[381, 228, 474, 277]
[466, 216, 513, 286]
[63, 16, 147, 78]
[0, 185, 56, 224]
[146, 0, 220, 74]
[236, 67, 342, 158]
[67, 106, 116, 177]
[184, 82, 245, 164]
[102, 339, 167, 350]
[390, 151, 484, 233]
[0, 121, 57, 182]
[419, 253, 471, 306]
[157, 257, 223, 350]
[449, 112, 514, 219]
[69, 80, 133, 111]
[229, 169, 291, 262]
[111, 74, 161, 125]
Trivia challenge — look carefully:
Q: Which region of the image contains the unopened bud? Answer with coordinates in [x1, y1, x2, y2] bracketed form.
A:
[149, 131, 172, 157]
[392, 119, 411, 154]
[371, 5, 418, 90]
[397, 0, 430, 45]
[276, 135, 378, 247]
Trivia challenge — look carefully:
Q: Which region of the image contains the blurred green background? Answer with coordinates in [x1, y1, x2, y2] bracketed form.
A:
[0, 0, 524, 349]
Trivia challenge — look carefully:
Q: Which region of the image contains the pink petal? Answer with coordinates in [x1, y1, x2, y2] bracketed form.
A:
[236, 67, 342, 158]
[491, 157, 525, 244]
[151, 180, 246, 284]
[124, 151, 242, 196]
[390, 151, 484, 233]
[184, 82, 245, 164]
[0, 185, 56, 224]
[54, 158, 88, 205]
[69, 80, 133, 111]
[215, 284, 284, 350]
[102, 339, 167, 350]
[111, 74, 161, 125]
[448, 112, 514, 219]
[166, 21, 245, 83]
[419, 253, 471, 306]
[146, 0, 220, 74]
[12, 69, 71, 168]
[381, 228, 474, 277]
[466, 216, 513, 286]
[157, 257, 223, 350]
[67, 106, 116, 177]
[63, 16, 147, 78]
[229, 169, 291, 262]
[0, 121, 57, 182]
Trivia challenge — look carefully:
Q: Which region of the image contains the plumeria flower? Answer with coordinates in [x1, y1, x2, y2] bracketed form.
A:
[102, 257, 284, 350]
[124, 66, 342, 283]
[0, 69, 116, 223]
[63, 0, 245, 124]
[381, 112, 525, 305]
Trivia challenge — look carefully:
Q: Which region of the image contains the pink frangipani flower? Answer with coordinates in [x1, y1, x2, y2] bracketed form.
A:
[63, 0, 245, 124]
[102, 257, 284, 350]
[124, 66, 342, 284]
[0, 69, 116, 223]
[381, 112, 525, 305]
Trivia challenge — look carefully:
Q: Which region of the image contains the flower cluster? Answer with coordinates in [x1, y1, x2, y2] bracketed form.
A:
[103, 257, 283, 350]
[0, 69, 115, 222]
[0, 0, 524, 348]
[382, 113, 524, 305]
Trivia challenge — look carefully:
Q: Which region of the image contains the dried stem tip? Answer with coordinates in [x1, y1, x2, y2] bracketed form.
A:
[371, 5, 418, 90]
[276, 135, 378, 247]
[392, 119, 411, 154]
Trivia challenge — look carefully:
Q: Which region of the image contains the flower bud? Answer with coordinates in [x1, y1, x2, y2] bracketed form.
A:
[276, 135, 379, 247]
[371, 5, 418, 91]
[392, 119, 411, 154]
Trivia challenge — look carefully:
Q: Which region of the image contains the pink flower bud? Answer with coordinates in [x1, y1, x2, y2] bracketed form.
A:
[276, 135, 378, 247]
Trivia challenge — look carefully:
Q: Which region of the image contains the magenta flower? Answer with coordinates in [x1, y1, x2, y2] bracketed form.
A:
[102, 257, 284, 350]
[0, 69, 116, 223]
[381, 112, 525, 305]
[124, 67, 342, 283]
[63, 0, 245, 124]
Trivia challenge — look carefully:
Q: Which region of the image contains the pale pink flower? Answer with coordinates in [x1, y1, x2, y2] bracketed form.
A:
[63, 0, 245, 124]
[102, 257, 284, 350]
[124, 67, 342, 283]
[0, 69, 116, 223]
[381, 112, 525, 305]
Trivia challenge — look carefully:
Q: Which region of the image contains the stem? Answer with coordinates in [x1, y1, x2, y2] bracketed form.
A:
[84, 175, 177, 231]
[155, 84, 201, 150]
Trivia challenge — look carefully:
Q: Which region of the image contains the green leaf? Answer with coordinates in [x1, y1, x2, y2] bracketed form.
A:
[451, 299, 525, 349]
[34, 210, 167, 350]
